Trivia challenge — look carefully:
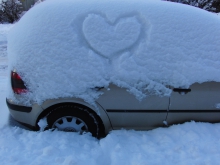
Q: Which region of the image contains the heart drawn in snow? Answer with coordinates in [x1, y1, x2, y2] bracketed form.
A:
[82, 14, 141, 58]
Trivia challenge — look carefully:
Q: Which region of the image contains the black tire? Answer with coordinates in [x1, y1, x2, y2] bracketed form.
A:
[47, 104, 104, 138]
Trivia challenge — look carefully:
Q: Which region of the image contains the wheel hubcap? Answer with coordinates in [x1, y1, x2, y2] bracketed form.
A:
[52, 116, 88, 133]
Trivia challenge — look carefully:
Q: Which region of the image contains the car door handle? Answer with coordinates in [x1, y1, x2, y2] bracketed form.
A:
[173, 88, 191, 94]
[93, 87, 104, 91]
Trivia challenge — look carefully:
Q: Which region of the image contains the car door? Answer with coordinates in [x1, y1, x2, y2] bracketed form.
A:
[96, 84, 169, 130]
[167, 82, 220, 125]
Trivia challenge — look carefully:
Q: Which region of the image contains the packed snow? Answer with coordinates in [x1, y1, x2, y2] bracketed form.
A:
[0, 24, 13, 127]
[1, 122, 220, 165]
[0, 24, 13, 76]
[7, 0, 220, 105]
[1, 13, 220, 165]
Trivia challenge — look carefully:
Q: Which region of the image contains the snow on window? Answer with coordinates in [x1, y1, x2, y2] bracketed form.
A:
[7, 0, 220, 105]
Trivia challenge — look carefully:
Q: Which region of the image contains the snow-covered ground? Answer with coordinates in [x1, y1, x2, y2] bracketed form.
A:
[0, 24, 13, 127]
[0, 122, 220, 165]
[1, 22, 220, 164]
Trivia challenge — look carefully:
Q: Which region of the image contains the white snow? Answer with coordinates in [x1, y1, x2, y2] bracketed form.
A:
[216, 104, 220, 109]
[83, 15, 141, 58]
[0, 24, 13, 77]
[1, 122, 220, 165]
[1, 23, 220, 165]
[7, 0, 220, 105]
[0, 24, 12, 127]
[38, 117, 47, 131]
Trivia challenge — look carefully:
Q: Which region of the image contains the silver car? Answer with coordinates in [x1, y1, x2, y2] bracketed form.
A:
[6, 71, 220, 138]
[6, 0, 220, 138]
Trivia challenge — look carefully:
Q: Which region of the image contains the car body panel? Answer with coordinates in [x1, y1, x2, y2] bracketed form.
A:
[7, 97, 112, 134]
[167, 82, 220, 125]
[40, 98, 112, 134]
[97, 84, 169, 129]
[7, 98, 43, 127]
[7, 82, 220, 133]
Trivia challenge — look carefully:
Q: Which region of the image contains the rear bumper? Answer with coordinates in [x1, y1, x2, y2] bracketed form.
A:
[6, 98, 43, 129]
[6, 98, 32, 112]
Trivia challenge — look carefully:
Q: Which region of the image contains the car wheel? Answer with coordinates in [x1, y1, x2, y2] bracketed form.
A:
[47, 104, 103, 138]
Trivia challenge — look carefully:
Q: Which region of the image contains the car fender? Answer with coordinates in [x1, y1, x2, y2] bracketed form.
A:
[40, 98, 112, 134]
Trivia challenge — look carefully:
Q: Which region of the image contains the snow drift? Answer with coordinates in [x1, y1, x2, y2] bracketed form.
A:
[7, 0, 220, 105]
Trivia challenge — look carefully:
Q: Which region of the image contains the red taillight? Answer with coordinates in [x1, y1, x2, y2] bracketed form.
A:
[13, 88, 28, 94]
[11, 71, 28, 94]
[11, 72, 22, 79]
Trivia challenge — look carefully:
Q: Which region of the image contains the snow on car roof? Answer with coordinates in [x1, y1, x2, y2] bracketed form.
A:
[7, 0, 220, 105]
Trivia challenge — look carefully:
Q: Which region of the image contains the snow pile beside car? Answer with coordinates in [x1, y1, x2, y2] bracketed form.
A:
[1, 122, 220, 165]
[0, 24, 13, 77]
[7, 0, 220, 105]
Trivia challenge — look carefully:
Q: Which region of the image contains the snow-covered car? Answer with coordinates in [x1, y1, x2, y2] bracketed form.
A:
[6, 0, 220, 138]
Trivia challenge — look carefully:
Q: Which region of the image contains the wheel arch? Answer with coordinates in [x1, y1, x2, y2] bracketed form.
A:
[36, 99, 112, 134]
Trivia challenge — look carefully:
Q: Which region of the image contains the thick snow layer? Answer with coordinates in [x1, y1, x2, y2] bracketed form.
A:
[0, 76, 8, 127]
[0, 24, 13, 41]
[0, 24, 11, 127]
[7, 0, 220, 104]
[1, 122, 220, 165]
[0, 24, 13, 77]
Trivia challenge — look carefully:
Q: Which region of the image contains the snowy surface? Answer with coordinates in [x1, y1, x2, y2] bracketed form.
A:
[7, 0, 220, 105]
[0, 24, 13, 77]
[1, 23, 220, 165]
[0, 24, 13, 127]
[1, 122, 220, 165]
